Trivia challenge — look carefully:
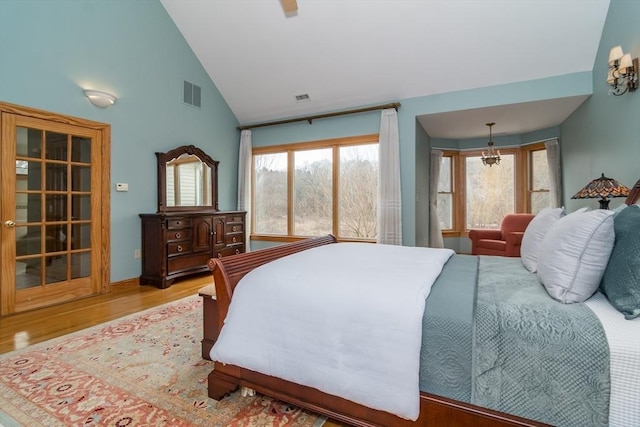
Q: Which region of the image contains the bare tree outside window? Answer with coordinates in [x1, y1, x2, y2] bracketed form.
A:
[437, 156, 453, 229]
[339, 144, 378, 238]
[254, 153, 287, 234]
[530, 149, 551, 214]
[294, 149, 332, 236]
[252, 136, 379, 241]
[465, 154, 515, 229]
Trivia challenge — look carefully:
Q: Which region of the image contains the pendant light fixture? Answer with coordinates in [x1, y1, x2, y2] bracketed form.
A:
[481, 122, 501, 167]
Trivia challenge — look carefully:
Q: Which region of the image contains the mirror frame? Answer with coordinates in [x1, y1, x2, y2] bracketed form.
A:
[156, 145, 219, 212]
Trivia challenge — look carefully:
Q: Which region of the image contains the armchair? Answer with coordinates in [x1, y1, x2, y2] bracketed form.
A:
[469, 213, 535, 257]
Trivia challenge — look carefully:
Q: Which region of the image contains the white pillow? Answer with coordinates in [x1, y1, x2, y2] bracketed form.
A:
[537, 209, 615, 304]
[520, 207, 566, 273]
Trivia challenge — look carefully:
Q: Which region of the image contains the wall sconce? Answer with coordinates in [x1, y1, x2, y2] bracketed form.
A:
[84, 89, 117, 108]
[607, 46, 638, 96]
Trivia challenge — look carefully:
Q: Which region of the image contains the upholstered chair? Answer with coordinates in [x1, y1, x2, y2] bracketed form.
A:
[469, 213, 535, 257]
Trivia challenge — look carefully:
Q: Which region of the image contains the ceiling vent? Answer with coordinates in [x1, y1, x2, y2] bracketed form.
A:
[183, 80, 201, 108]
[295, 93, 310, 102]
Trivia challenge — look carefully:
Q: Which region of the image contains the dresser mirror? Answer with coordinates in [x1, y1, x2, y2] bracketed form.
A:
[156, 145, 219, 212]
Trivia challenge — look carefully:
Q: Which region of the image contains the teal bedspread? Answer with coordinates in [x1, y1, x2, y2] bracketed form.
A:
[472, 256, 610, 427]
[419, 254, 478, 402]
[419, 255, 610, 427]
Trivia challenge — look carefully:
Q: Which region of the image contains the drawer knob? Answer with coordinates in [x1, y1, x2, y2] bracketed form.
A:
[177, 245, 183, 252]
[217, 253, 222, 258]
[232, 237, 237, 243]
[232, 226, 237, 232]
[235, 249, 240, 254]
[175, 232, 181, 239]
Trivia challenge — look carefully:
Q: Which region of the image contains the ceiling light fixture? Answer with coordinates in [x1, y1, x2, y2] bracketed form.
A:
[84, 89, 117, 108]
[607, 45, 638, 96]
[481, 122, 501, 167]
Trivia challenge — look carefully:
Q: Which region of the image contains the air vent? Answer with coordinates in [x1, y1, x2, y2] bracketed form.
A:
[183, 80, 201, 108]
[295, 93, 310, 102]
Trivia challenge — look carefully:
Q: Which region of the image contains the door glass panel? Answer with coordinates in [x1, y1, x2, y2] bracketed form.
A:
[45, 255, 67, 284]
[16, 127, 42, 158]
[16, 161, 42, 191]
[71, 136, 91, 162]
[71, 223, 91, 249]
[46, 224, 67, 253]
[71, 253, 91, 279]
[71, 195, 91, 220]
[45, 132, 68, 160]
[45, 194, 67, 221]
[71, 165, 91, 191]
[16, 225, 42, 256]
[16, 260, 41, 289]
[45, 163, 67, 191]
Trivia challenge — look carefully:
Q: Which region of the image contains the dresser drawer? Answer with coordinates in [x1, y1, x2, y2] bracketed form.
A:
[166, 229, 191, 241]
[225, 234, 244, 245]
[226, 223, 243, 234]
[168, 253, 211, 275]
[166, 218, 192, 229]
[168, 241, 192, 256]
[227, 214, 244, 223]
[216, 245, 244, 258]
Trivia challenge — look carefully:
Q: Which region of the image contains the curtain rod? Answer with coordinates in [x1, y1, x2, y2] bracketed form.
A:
[237, 102, 401, 131]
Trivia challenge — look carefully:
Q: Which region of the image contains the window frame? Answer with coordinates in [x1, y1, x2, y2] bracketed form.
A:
[251, 134, 379, 243]
[439, 151, 459, 237]
[521, 142, 549, 214]
[446, 144, 546, 237]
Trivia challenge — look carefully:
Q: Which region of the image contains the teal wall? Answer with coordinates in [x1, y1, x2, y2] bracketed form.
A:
[561, 0, 640, 212]
[0, 0, 240, 282]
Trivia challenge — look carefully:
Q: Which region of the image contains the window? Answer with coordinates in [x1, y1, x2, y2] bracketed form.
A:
[464, 152, 515, 229]
[525, 143, 550, 214]
[437, 142, 551, 235]
[252, 134, 378, 241]
[437, 154, 455, 230]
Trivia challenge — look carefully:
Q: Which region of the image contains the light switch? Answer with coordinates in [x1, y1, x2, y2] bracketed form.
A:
[116, 183, 129, 192]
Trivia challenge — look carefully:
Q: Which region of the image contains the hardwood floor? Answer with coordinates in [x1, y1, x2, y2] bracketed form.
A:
[0, 274, 212, 354]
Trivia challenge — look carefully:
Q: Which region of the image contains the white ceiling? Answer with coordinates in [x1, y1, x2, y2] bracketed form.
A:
[160, 0, 610, 138]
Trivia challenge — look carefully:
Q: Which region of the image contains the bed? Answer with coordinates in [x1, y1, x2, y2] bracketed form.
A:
[201, 187, 640, 427]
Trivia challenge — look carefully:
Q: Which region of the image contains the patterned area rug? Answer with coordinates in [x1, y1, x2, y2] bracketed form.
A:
[0, 295, 325, 427]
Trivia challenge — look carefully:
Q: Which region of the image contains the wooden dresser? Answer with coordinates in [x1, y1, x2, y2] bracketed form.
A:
[139, 210, 245, 288]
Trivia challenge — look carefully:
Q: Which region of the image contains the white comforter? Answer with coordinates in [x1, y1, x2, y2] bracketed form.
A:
[210, 243, 454, 420]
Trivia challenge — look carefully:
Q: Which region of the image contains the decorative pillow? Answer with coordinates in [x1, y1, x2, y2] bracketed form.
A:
[520, 207, 565, 273]
[599, 204, 640, 319]
[537, 209, 615, 304]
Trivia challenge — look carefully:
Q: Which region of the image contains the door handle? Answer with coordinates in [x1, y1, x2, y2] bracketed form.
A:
[4, 220, 16, 228]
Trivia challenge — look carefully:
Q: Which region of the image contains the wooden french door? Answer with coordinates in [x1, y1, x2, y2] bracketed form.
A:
[0, 103, 110, 315]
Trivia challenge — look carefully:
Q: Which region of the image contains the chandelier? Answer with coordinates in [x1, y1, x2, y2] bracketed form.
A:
[481, 122, 501, 167]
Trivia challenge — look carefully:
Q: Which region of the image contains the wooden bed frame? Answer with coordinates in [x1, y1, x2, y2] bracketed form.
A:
[203, 235, 548, 427]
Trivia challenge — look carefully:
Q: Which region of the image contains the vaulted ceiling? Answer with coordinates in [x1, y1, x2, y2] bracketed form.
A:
[160, 0, 610, 138]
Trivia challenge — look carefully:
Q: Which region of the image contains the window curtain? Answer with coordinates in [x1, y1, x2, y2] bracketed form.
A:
[429, 149, 444, 248]
[377, 108, 402, 245]
[545, 139, 562, 208]
[238, 130, 252, 251]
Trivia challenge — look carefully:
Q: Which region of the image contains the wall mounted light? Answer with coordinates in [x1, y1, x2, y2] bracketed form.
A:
[607, 46, 638, 96]
[481, 122, 501, 167]
[84, 89, 117, 108]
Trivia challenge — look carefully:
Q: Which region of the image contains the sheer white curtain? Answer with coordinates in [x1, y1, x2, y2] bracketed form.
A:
[429, 150, 444, 248]
[238, 130, 252, 251]
[377, 108, 402, 245]
[545, 139, 562, 208]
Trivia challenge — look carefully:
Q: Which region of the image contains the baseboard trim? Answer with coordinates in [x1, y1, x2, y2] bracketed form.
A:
[111, 277, 140, 287]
